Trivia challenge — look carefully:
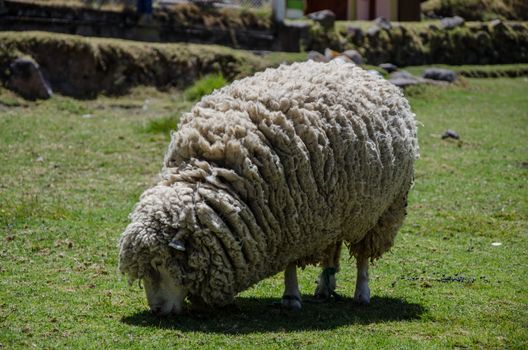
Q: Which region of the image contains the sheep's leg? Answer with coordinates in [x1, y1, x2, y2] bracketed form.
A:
[353, 256, 370, 304]
[282, 263, 302, 310]
[314, 241, 342, 300]
[347, 189, 410, 305]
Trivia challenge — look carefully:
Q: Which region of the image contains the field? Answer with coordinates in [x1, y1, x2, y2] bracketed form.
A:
[0, 75, 527, 349]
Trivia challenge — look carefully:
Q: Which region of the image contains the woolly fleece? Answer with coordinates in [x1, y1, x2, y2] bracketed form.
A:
[119, 61, 419, 306]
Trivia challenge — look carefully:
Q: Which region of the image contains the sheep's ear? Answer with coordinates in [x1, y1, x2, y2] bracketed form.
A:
[169, 239, 186, 252]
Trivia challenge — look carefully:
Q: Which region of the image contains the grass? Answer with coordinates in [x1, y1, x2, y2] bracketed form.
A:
[10, 0, 132, 11]
[421, 0, 528, 21]
[184, 74, 227, 102]
[0, 75, 527, 349]
[401, 64, 528, 78]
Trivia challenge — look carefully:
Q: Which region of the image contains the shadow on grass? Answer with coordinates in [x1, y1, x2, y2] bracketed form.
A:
[121, 295, 425, 334]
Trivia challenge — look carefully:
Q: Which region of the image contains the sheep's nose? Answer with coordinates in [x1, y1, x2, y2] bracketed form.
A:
[150, 306, 162, 315]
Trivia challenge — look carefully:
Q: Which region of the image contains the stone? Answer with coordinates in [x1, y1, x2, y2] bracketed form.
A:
[333, 56, 352, 64]
[307, 51, 328, 63]
[7, 58, 52, 100]
[440, 16, 465, 30]
[324, 48, 340, 61]
[389, 70, 423, 87]
[389, 78, 422, 87]
[428, 24, 439, 31]
[346, 26, 364, 40]
[441, 130, 460, 140]
[389, 70, 416, 80]
[307, 10, 335, 30]
[367, 70, 384, 79]
[342, 50, 363, 65]
[367, 26, 380, 37]
[490, 19, 507, 31]
[379, 63, 398, 73]
[374, 17, 392, 31]
[422, 68, 458, 82]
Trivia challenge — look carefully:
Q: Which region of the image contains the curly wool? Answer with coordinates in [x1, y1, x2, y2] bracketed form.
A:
[119, 61, 419, 306]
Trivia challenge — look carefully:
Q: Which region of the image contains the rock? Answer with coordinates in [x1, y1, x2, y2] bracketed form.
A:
[307, 10, 335, 30]
[307, 51, 328, 63]
[441, 130, 460, 140]
[324, 48, 340, 61]
[379, 63, 398, 73]
[374, 17, 392, 31]
[346, 26, 364, 40]
[389, 70, 422, 87]
[440, 16, 465, 30]
[490, 19, 506, 31]
[389, 70, 416, 80]
[342, 50, 363, 65]
[333, 56, 352, 64]
[367, 26, 380, 37]
[367, 70, 384, 79]
[510, 23, 524, 31]
[7, 58, 52, 100]
[389, 78, 422, 87]
[428, 24, 439, 31]
[423, 68, 458, 82]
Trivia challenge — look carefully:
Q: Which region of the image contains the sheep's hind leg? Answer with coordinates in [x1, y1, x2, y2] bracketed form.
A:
[348, 190, 410, 305]
[314, 241, 342, 300]
[354, 256, 370, 304]
[282, 263, 302, 310]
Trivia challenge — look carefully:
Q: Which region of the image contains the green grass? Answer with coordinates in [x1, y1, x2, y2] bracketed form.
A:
[184, 74, 228, 102]
[401, 64, 528, 78]
[0, 76, 527, 349]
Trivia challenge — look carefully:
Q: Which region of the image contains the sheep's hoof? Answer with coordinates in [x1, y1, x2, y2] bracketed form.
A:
[281, 295, 302, 311]
[353, 286, 371, 305]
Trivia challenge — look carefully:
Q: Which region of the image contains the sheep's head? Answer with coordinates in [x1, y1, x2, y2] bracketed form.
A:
[119, 230, 191, 316]
[143, 254, 188, 316]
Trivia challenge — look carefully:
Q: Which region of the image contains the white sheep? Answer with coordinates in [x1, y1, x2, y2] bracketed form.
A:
[118, 61, 419, 315]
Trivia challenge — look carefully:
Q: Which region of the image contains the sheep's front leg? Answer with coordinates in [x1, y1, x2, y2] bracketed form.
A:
[282, 263, 302, 310]
[354, 256, 370, 304]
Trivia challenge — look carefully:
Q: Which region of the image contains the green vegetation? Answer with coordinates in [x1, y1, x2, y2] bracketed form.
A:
[10, 0, 131, 11]
[13, 0, 272, 29]
[184, 74, 227, 102]
[1, 76, 527, 349]
[422, 0, 528, 21]
[401, 63, 528, 78]
[0, 31, 266, 98]
[335, 21, 528, 66]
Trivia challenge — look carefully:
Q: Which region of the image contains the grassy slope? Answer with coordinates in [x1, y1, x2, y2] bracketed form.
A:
[0, 77, 527, 349]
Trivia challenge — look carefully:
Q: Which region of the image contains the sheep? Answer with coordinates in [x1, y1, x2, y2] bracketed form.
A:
[118, 61, 419, 315]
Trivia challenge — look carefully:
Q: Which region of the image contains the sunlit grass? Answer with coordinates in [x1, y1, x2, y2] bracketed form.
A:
[0, 76, 527, 349]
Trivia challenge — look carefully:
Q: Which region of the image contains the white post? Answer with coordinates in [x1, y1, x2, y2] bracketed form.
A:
[272, 0, 285, 24]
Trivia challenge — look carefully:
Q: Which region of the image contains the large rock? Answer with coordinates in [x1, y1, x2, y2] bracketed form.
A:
[389, 71, 423, 87]
[307, 10, 335, 30]
[374, 17, 392, 31]
[390, 71, 417, 80]
[342, 50, 363, 65]
[367, 70, 384, 79]
[441, 130, 460, 140]
[440, 16, 465, 30]
[7, 58, 52, 100]
[307, 50, 328, 63]
[422, 68, 458, 82]
[346, 26, 364, 40]
[379, 63, 398, 73]
[324, 48, 340, 61]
